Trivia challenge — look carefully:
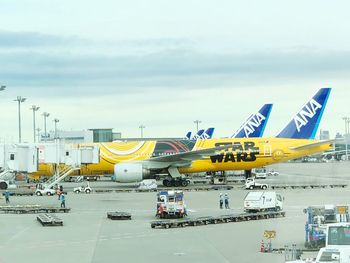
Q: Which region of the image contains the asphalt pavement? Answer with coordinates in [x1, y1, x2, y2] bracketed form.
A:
[0, 161, 349, 263]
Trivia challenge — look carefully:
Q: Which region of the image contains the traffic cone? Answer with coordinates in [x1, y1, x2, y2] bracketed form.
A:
[260, 240, 265, 252]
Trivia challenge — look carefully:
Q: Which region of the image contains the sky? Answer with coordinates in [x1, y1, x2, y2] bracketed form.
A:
[0, 0, 350, 142]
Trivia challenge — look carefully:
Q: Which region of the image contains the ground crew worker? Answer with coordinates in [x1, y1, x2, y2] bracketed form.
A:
[219, 193, 224, 209]
[4, 190, 10, 204]
[224, 193, 230, 209]
[60, 193, 66, 208]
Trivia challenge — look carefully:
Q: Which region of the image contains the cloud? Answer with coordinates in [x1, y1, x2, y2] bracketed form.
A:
[0, 31, 349, 102]
[0, 31, 85, 48]
[1, 47, 350, 94]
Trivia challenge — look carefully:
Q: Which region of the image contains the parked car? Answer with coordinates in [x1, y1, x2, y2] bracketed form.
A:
[267, 170, 279, 176]
[84, 176, 99, 181]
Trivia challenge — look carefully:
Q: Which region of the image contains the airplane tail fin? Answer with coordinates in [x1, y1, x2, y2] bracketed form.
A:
[276, 87, 331, 139]
[231, 104, 273, 138]
[184, 131, 192, 140]
[192, 129, 204, 140]
[200, 127, 215, 139]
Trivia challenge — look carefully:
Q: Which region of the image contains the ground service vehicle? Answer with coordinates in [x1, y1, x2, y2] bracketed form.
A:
[245, 178, 268, 190]
[156, 190, 187, 218]
[326, 223, 350, 247]
[314, 247, 350, 263]
[74, 183, 92, 194]
[252, 167, 267, 179]
[244, 191, 283, 212]
[304, 206, 350, 249]
[287, 247, 350, 263]
[138, 179, 157, 190]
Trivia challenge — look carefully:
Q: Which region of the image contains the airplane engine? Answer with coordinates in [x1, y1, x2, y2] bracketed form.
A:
[114, 163, 151, 183]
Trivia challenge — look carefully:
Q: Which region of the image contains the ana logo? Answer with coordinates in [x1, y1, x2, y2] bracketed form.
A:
[243, 113, 266, 137]
[201, 133, 210, 139]
[294, 99, 322, 132]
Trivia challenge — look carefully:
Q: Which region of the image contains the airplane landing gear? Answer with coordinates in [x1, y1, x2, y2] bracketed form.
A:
[244, 170, 252, 179]
[162, 177, 189, 187]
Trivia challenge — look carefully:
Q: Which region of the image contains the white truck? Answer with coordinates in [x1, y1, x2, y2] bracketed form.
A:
[244, 191, 283, 212]
[252, 167, 267, 179]
[245, 178, 268, 190]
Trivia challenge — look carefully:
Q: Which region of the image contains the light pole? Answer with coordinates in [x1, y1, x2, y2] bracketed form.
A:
[194, 120, 201, 132]
[53, 118, 59, 139]
[343, 117, 349, 135]
[36, 128, 41, 142]
[30, 105, 40, 143]
[14, 96, 26, 143]
[139, 125, 145, 138]
[42, 112, 50, 142]
[342, 117, 350, 160]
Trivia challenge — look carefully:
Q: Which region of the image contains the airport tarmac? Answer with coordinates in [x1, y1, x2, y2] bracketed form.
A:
[0, 162, 349, 263]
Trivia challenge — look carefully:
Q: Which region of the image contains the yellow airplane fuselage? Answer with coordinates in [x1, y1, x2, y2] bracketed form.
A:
[31, 137, 332, 178]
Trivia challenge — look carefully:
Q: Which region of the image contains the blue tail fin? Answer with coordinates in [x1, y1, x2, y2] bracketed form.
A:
[200, 127, 215, 139]
[192, 129, 204, 140]
[184, 131, 192, 140]
[276, 88, 331, 139]
[231, 104, 273, 138]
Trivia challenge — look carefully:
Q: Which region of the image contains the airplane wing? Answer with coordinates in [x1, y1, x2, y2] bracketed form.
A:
[147, 145, 230, 163]
[289, 139, 334, 151]
[322, 150, 346, 155]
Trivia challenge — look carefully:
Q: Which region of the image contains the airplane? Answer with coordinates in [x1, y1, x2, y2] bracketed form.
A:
[231, 104, 273, 138]
[186, 104, 271, 141]
[185, 128, 215, 140]
[276, 88, 331, 139]
[200, 128, 215, 139]
[33, 88, 333, 187]
[192, 129, 204, 140]
[184, 132, 192, 140]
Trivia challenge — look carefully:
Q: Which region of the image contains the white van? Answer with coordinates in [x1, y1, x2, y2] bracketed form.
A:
[244, 191, 283, 212]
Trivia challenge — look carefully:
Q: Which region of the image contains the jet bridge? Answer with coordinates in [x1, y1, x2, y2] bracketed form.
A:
[0, 142, 99, 190]
[35, 142, 100, 196]
[0, 144, 38, 189]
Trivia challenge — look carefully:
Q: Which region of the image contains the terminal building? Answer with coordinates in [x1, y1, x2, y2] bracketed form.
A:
[39, 128, 122, 143]
[319, 130, 330, 140]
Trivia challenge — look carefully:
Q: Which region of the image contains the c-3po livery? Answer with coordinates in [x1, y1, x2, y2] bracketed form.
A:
[35, 88, 332, 187]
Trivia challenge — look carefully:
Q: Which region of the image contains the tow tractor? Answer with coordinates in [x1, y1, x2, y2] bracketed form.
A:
[245, 178, 268, 190]
[35, 166, 79, 196]
[156, 190, 187, 218]
[74, 182, 92, 194]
